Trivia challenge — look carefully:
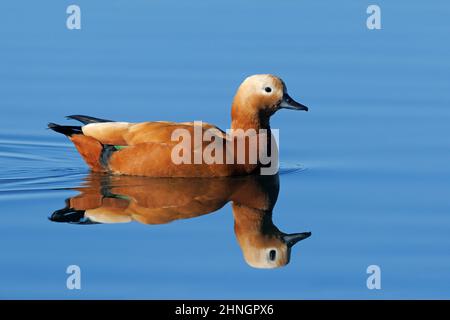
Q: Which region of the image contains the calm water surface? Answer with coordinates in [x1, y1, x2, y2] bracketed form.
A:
[0, 0, 449, 299]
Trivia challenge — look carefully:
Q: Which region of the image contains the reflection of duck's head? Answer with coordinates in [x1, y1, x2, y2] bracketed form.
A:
[229, 174, 311, 269]
[233, 204, 311, 269]
[50, 173, 311, 268]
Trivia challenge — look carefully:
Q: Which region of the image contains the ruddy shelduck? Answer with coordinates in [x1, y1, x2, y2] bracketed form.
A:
[50, 173, 311, 268]
[48, 74, 308, 177]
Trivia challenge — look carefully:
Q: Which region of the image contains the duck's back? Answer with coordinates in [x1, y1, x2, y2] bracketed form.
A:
[82, 121, 225, 146]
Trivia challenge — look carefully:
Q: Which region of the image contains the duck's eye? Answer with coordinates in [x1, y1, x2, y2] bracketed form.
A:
[264, 87, 272, 93]
[269, 250, 276, 261]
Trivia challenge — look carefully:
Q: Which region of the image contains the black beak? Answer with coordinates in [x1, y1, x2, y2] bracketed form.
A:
[282, 232, 312, 247]
[280, 93, 309, 111]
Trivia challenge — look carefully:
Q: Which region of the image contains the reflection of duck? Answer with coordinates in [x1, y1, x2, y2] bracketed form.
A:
[50, 173, 311, 268]
[48, 74, 308, 177]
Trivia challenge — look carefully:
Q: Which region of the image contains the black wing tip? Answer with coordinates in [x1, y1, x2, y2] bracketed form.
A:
[49, 207, 99, 225]
[66, 115, 113, 124]
[47, 123, 82, 136]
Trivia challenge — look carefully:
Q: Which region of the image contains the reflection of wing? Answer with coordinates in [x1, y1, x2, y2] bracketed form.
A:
[67, 175, 239, 224]
[110, 179, 234, 224]
[82, 121, 225, 146]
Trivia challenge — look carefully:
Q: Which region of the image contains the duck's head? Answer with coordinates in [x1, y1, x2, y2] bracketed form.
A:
[231, 74, 308, 128]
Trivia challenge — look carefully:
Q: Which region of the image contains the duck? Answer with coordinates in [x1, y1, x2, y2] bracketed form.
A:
[48, 74, 308, 177]
[50, 173, 311, 269]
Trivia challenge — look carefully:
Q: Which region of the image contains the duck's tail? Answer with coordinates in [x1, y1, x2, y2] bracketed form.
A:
[47, 123, 83, 136]
[48, 121, 112, 173]
[48, 115, 113, 136]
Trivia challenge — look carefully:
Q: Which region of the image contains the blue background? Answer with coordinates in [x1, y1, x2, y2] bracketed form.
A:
[0, 0, 449, 298]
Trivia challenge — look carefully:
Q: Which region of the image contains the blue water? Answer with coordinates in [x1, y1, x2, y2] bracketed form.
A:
[1, 0, 450, 299]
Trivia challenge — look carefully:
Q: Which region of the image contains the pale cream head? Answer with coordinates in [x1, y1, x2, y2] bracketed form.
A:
[231, 74, 308, 127]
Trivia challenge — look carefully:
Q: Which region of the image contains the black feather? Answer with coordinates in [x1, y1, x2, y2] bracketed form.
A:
[47, 123, 83, 136]
[66, 115, 114, 125]
[49, 207, 99, 225]
[100, 144, 118, 170]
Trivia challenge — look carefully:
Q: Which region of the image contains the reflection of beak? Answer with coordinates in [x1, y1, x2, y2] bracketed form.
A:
[283, 232, 312, 247]
[279, 93, 309, 111]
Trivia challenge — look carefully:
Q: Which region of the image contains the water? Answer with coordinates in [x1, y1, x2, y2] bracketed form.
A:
[0, 0, 449, 299]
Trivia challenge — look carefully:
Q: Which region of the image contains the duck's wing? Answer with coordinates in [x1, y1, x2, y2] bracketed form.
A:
[82, 121, 226, 146]
[81, 121, 134, 145]
[106, 139, 241, 177]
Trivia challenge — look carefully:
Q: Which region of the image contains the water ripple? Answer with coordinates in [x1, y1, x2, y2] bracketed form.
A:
[0, 135, 86, 197]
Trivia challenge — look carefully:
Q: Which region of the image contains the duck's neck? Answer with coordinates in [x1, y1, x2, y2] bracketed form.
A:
[230, 102, 274, 175]
[231, 117, 270, 132]
[231, 105, 271, 132]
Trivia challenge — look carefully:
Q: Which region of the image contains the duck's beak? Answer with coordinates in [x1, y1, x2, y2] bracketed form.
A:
[282, 232, 312, 247]
[280, 93, 309, 111]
